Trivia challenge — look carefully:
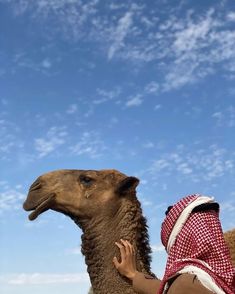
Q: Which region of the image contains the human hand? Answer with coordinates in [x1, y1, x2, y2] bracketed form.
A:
[113, 239, 138, 281]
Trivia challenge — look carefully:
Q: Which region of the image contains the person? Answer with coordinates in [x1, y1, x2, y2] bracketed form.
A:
[113, 194, 235, 294]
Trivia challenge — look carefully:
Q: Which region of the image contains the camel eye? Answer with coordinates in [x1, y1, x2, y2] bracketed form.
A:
[79, 175, 94, 186]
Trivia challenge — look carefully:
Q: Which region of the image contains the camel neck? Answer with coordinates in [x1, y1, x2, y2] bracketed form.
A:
[75, 198, 153, 294]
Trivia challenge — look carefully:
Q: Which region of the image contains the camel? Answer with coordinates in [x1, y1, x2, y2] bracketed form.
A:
[224, 228, 235, 267]
[23, 169, 154, 294]
[23, 169, 235, 294]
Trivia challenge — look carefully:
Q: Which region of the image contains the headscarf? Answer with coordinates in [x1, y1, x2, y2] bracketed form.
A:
[159, 194, 235, 294]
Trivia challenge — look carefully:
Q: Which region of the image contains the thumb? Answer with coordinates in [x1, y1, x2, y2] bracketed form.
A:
[113, 256, 120, 268]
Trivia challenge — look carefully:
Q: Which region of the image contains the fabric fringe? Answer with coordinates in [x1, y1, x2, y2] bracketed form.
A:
[178, 265, 226, 294]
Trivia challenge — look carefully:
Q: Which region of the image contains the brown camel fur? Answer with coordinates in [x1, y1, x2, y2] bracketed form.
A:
[23, 169, 154, 294]
[23, 169, 235, 294]
[224, 228, 235, 267]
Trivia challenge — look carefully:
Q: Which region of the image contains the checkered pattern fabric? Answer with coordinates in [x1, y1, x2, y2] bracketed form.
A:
[161, 194, 198, 248]
[159, 195, 235, 294]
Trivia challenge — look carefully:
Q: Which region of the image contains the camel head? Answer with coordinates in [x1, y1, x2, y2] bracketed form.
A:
[23, 169, 139, 222]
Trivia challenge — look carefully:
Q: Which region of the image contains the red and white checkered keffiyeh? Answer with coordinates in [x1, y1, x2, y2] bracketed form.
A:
[159, 194, 235, 294]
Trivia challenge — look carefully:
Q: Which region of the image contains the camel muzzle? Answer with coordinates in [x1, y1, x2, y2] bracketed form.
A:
[23, 192, 56, 221]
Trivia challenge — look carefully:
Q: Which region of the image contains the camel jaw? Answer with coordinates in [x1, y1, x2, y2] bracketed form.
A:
[23, 193, 56, 221]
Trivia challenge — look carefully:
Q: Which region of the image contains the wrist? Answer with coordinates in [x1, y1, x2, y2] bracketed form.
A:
[126, 270, 138, 281]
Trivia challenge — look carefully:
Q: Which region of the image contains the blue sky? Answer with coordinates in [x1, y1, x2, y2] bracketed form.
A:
[1, 0, 235, 293]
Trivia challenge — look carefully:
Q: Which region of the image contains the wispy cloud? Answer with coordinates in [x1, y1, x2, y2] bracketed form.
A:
[220, 199, 235, 229]
[220, 200, 235, 212]
[109, 6, 235, 91]
[41, 58, 52, 69]
[0, 188, 25, 213]
[0, 118, 23, 159]
[142, 142, 155, 149]
[4, 0, 99, 38]
[2, 1, 235, 90]
[0, 273, 89, 285]
[126, 95, 143, 107]
[212, 106, 235, 127]
[93, 88, 121, 105]
[108, 11, 133, 60]
[70, 131, 106, 158]
[66, 104, 78, 114]
[227, 12, 235, 22]
[146, 144, 235, 183]
[34, 126, 67, 158]
[145, 82, 160, 94]
[154, 104, 162, 111]
[151, 244, 165, 253]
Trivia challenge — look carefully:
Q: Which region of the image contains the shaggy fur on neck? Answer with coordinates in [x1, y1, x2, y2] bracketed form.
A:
[73, 196, 154, 294]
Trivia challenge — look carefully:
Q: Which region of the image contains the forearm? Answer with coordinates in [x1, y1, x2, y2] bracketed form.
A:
[132, 271, 161, 294]
[113, 240, 161, 294]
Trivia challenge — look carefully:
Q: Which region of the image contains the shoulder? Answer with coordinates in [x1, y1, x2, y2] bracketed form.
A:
[167, 274, 214, 294]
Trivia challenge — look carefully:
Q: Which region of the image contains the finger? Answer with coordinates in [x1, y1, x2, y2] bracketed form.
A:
[121, 239, 131, 256]
[115, 242, 126, 261]
[113, 256, 120, 269]
[132, 245, 136, 254]
[125, 242, 136, 265]
[125, 240, 134, 255]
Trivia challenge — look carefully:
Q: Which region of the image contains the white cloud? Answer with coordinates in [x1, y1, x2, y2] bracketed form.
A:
[154, 104, 162, 111]
[5, 0, 99, 37]
[147, 145, 235, 182]
[212, 111, 223, 126]
[151, 244, 165, 253]
[145, 82, 159, 94]
[143, 142, 154, 149]
[227, 12, 235, 22]
[108, 11, 133, 60]
[220, 200, 235, 212]
[41, 58, 52, 69]
[227, 106, 235, 127]
[34, 126, 67, 158]
[0, 273, 89, 285]
[220, 200, 235, 229]
[161, 9, 235, 90]
[66, 104, 78, 114]
[212, 106, 235, 127]
[0, 188, 25, 213]
[3, 1, 235, 91]
[0, 118, 22, 159]
[176, 163, 192, 175]
[70, 131, 106, 158]
[12, 54, 56, 75]
[115, 7, 235, 91]
[138, 196, 153, 206]
[126, 95, 143, 107]
[150, 159, 171, 173]
[93, 88, 121, 105]
[173, 10, 213, 54]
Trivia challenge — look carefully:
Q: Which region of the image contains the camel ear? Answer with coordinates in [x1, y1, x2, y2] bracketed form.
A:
[116, 177, 139, 196]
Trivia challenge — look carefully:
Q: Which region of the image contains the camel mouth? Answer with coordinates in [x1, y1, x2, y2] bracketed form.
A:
[24, 193, 56, 221]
